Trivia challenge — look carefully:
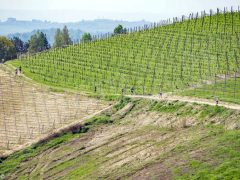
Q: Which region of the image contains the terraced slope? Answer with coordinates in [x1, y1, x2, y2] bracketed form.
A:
[9, 11, 240, 103]
[0, 65, 109, 156]
[1, 98, 239, 179]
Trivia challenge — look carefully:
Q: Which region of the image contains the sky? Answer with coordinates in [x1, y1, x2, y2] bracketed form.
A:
[0, 0, 239, 22]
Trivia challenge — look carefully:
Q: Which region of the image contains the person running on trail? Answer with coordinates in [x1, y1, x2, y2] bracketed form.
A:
[215, 97, 219, 106]
[159, 91, 163, 98]
[130, 86, 135, 95]
[121, 88, 125, 96]
[15, 68, 19, 76]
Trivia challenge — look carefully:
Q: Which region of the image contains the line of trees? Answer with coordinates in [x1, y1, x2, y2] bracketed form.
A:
[53, 26, 72, 48]
[0, 36, 16, 62]
[28, 31, 50, 53]
[0, 31, 50, 62]
[80, 33, 92, 42]
[1, 24, 127, 62]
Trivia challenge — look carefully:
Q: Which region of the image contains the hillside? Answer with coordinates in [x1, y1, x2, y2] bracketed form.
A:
[1, 98, 239, 179]
[9, 10, 240, 104]
[0, 64, 110, 157]
[1, 8, 240, 180]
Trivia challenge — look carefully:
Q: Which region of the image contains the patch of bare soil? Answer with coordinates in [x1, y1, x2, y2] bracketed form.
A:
[6, 100, 224, 180]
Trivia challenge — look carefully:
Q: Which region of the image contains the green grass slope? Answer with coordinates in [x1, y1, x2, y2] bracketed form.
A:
[8, 11, 240, 103]
[0, 98, 240, 179]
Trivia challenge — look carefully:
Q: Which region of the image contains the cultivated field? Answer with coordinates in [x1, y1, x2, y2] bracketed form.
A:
[0, 65, 109, 156]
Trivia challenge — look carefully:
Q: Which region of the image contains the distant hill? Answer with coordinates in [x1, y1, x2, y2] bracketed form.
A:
[1, 18, 150, 44]
[0, 18, 150, 35]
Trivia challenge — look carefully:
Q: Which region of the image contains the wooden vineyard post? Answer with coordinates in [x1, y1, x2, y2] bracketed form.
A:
[42, 91, 51, 131]
[216, 8, 219, 33]
[201, 10, 206, 32]
[198, 36, 203, 83]
[213, 73, 217, 97]
[234, 50, 239, 98]
[209, 9, 212, 32]
[231, 6, 234, 35]
[225, 52, 230, 75]
[0, 78, 9, 150]
[194, 12, 198, 31]
[20, 80, 30, 139]
[224, 7, 227, 34]
[143, 50, 149, 95]
[9, 76, 18, 137]
[32, 88, 41, 134]
[161, 33, 173, 93]
[171, 31, 179, 92]
[223, 52, 229, 96]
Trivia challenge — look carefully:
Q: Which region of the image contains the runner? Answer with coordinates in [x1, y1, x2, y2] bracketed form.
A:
[215, 97, 219, 106]
[130, 86, 135, 95]
[15, 68, 19, 76]
[159, 91, 163, 98]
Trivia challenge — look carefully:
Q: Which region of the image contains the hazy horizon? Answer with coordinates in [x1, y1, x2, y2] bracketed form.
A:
[0, 0, 239, 22]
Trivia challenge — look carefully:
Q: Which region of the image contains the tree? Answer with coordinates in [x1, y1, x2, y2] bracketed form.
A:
[62, 26, 72, 46]
[53, 28, 63, 48]
[28, 31, 50, 53]
[11, 37, 28, 54]
[81, 33, 92, 42]
[114, 24, 127, 35]
[0, 36, 16, 62]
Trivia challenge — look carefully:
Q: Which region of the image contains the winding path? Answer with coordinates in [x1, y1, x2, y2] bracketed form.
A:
[128, 95, 240, 110]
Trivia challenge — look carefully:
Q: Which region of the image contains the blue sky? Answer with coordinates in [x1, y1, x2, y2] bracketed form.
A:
[0, 0, 239, 22]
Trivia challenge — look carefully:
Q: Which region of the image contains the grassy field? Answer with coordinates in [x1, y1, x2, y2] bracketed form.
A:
[178, 77, 240, 104]
[8, 11, 240, 103]
[0, 98, 239, 179]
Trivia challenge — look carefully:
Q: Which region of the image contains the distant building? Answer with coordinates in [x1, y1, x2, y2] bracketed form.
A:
[7, 18, 17, 22]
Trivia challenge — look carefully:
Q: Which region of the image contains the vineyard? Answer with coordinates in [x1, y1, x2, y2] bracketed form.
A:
[9, 8, 240, 104]
[0, 64, 109, 156]
[1, 6, 240, 180]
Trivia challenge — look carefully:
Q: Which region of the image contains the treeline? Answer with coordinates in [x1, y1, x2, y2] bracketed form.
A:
[0, 24, 126, 62]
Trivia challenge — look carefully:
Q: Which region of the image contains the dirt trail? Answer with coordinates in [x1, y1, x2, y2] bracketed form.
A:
[128, 94, 240, 110]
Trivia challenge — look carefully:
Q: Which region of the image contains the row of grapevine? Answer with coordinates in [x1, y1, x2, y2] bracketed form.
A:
[10, 8, 240, 104]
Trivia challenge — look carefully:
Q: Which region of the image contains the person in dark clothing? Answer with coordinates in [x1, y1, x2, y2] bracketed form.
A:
[215, 97, 219, 106]
[130, 86, 135, 95]
[15, 68, 19, 76]
[159, 91, 163, 98]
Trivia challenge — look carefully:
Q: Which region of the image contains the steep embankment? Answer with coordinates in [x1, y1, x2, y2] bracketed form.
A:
[1, 98, 239, 179]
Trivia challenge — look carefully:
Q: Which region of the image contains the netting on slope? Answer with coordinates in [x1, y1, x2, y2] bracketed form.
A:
[0, 66, 108, 154]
